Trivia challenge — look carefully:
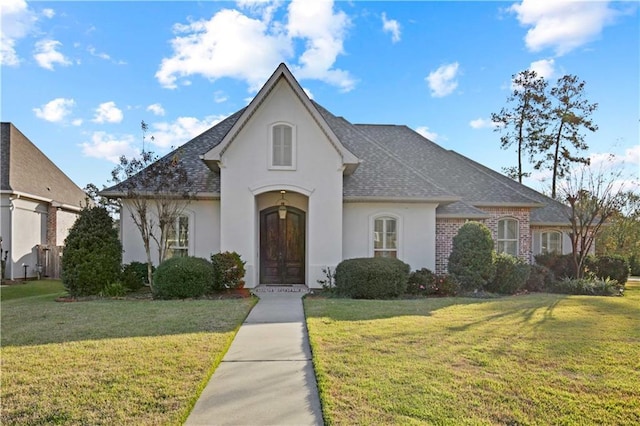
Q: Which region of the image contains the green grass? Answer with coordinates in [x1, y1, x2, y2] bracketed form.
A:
[305, 279, 640, 425]
[1, 280, 256, 425]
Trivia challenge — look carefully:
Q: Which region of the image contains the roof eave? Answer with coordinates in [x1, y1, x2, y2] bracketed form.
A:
[343, 196, 461, 204]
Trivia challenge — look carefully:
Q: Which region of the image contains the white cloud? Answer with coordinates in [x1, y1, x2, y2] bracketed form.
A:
[149, 114, 229, 149]
[1, 0, 37, 66]
[415, 126, 438, 141]
[426, 62, 460, 98]
[88, 46, 111, 60]
[287, 0, 354, 92]
[92, 101, 124, 124]
[146, 103, 166, 116]
[80, 132, 139, 163]
[156, 8, 291, 90]
[156, 0, 354, 92]
[529, 58, 555, 79]
[509, 0, 618, 56]
[213, 91, 228, 103]
[33, 39, 71, 70]
[42, 8, 55, 19]
[469, 118, 498, 129]
[33, 97, 75, 122]
[381, 12, 401, 43]
[302, 87, 314, 100]
[71, 118, 83, 126]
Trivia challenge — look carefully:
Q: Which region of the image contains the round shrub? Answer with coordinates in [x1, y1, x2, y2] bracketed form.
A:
[62, 206, 122, 297]
[211, 251, 246, 289]
[448, 222, 495, 292]
[335, 257, 410, 299]
[122, 262, 154, 291]
[585, 255, 629, 285]
[487, 253, 531, 294]
[525, 264, 554, 292]
[152, 256, 216, 299]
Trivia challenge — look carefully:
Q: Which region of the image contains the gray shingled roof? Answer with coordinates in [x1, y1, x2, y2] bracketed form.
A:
[102, 98, 569, 225]
[1, 122, 87, 207]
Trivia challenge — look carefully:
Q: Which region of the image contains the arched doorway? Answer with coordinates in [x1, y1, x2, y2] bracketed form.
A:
[259, 206, 306, 284]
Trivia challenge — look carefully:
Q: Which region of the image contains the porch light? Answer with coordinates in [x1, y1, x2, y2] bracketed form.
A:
[278, 190, 288, 220]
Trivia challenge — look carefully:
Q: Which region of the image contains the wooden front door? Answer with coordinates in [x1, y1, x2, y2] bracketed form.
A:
[260, 206, 305, 284]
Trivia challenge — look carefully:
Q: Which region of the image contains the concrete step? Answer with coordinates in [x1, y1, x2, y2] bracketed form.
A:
[252, 284, 310, 293]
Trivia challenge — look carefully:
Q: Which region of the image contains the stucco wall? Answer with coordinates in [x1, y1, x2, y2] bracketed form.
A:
[56, 209, 78, 245]
[5, 197, 47, 279]
[120, 199, 220, 265]
[343, 202, 438, 272]
[0, 194, 12, 278]
[219, 78, 344, 288]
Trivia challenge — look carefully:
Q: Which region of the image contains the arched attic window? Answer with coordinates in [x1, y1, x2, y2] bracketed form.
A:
[269, 123, 296, 170]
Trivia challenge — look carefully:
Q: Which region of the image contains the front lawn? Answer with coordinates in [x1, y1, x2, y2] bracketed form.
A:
[305, 279, 640, 425]
[0, 280, 256, 425]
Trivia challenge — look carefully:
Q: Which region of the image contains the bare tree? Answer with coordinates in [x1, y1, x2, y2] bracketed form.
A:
[107, 121, 194, 289]
[560, 164, 625, 279]
[491, 69, 549, 183]
[537, 75, 598, 199]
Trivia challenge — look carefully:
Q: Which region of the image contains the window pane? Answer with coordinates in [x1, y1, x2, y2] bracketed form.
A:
[506, 220, 517, 239]
[272, 125, 292, 167]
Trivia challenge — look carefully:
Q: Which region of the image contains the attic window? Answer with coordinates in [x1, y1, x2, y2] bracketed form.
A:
[269, 123, 296, 170]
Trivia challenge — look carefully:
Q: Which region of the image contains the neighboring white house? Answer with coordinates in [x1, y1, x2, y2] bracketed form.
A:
[1, 123, 86, 280]
[103, 63, 573, 289]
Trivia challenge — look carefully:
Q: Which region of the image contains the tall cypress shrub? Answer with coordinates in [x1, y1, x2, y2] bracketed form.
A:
[62, 206, 122, 296]
[448, 221, 496, 291]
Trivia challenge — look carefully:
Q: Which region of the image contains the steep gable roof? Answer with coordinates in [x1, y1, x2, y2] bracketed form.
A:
[1, 122, 86, 208]
[202, 63, 359, 174]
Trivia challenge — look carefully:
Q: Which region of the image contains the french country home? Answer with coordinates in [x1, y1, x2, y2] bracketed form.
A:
[103, 63, 572, 289]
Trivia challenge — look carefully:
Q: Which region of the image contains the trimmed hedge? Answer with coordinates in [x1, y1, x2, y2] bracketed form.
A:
[486, 253, 530, 295]
[152, 256, 216, 299]
[211, 251, 246, 289]
[335, 257, 410, 299]
[548, 277, 624, 296]
[585, 255, 630, 285]
[448, 222, 496, 292]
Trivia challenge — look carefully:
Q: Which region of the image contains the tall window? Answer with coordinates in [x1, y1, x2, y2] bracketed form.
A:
[541, 231, 562, 254]
[271, 124, 295, 169]
[374, 217, 397, 258]
[167, 215, 189, 258]
[497, 218, 518, 256]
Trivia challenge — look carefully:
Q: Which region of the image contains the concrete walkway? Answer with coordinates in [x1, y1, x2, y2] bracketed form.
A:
[185, 291, 323, 426]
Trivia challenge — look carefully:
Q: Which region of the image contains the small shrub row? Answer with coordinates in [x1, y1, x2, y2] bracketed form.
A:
[406, 268, 458, 296]
[547, 277, 624, 296]
[335, 257, 410, 299]
[585, 255, 630, 285]
[486, 253, 531, 295]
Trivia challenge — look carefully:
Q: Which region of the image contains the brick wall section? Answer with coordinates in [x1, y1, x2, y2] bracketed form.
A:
[47, 205, 57, 246]
[435, 207, 533, 275]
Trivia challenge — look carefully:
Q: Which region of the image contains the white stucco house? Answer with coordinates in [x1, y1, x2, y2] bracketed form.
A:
[1, 123, 87, 280]
[103, 63, 573, 289]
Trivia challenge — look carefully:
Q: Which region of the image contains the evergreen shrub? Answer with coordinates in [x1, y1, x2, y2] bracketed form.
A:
[525, 264, 554, 292]
[152, 256, 215, 299]
[448, 222, 495, 292]
[122, 262, 154, 291]
[61, 207, 122, 297]
[407, 268, 459, 296]
[211, 251, 246, 290]
[335, 257, 410, 299]
[487, 253, 530, 294]
[534, 253, 575, 279]
[585, 255, 630, 285]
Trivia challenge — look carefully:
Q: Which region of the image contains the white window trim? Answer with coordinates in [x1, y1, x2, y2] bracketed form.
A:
[369, 213, 402, 259]
[268, 122, 296, 170]
[540, 230, 563, 255]
[497, 217, 519, 256]
[168, 210, 195, 257]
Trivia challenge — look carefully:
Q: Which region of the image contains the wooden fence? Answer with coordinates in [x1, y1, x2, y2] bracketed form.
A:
[36, 245, 63, 279]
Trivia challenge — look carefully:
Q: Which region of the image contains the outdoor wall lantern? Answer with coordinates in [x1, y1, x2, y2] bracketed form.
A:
[278, 190, 288, 220]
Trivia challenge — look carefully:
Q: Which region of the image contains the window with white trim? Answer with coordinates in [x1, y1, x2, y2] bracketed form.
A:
[270, 123, 295, 169]
[497, 218, 518, 256]
[167, 215, 189, 258]
[373, 216, 397, 258]
[541, 231, 562, 254]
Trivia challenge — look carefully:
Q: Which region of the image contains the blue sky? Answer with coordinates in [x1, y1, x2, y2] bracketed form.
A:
[2, 0, 638, 194]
